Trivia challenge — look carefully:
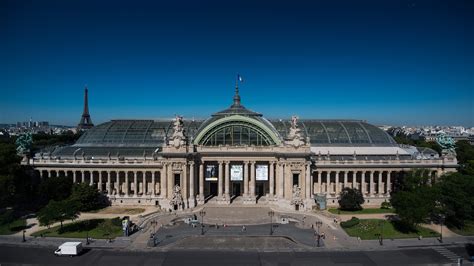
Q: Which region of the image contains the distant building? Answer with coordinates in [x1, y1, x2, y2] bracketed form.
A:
[77, 87, 94, 130]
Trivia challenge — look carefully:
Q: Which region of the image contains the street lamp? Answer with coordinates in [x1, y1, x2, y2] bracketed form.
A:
[439, 214, 445, 243]
[268, 210, 275, 235]
[379, 220, 384, 246]
[199, 209, 206, 235]
[85, 220, 90, 245]
[150, 220, 157, 236]
[315, 221, 323, 247]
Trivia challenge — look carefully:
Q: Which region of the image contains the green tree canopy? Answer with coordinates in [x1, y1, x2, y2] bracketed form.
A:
[70, 183, 105, 212]
[39, 176, 73, 203]
[390, 170, 437, 229]
[338, 187, 365, 211]
[435, 173, 474, 228]
[455, 140, 474, 175]
[37, 199, 79, 229]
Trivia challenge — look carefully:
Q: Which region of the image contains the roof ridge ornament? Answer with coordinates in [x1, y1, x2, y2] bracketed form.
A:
[232, 74, 243, 107]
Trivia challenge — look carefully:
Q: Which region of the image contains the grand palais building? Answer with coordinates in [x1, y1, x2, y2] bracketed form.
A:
[28, 87, 458, 211]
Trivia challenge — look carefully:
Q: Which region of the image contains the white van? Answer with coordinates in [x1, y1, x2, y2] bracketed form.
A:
[54, 242, 83, 256]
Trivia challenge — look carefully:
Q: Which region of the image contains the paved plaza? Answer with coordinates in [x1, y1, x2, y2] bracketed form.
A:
[1, 206, 473, 266]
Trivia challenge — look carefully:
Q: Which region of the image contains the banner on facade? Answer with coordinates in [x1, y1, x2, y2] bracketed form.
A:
[205, 165, 218, 181]
[255, 165, 268, 181]
[230, 165, 243, 181]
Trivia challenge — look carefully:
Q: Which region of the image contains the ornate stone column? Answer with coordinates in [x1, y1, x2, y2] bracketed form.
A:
[386, 171, 392, 195]
[142, 171, 146, 196]
[189, 162, 195, 207]
[278, 162, 284, 198]
[352, 171, 356, 189]
[106, 171, 111, 196]
[361, 171, 366, 195]
[328, 171, 333, 194]
[377, 171, 383, 195]
[161, 164, 167, 198]
[199, 163, 204, 200]
[305, 163, 311, 199]
[167, 163, 173, 200]
[125, 171, 129, 196]
[343, 171, 348, 189]
[89, 171, 94, 186]
[183, 164, 188, 207]
[335, 171, 340, 195]
[244, 161, 249, 196]
[152, 171, 156, 196]
[115, 171, 120, 195]
[250, 161, 256, 197]
[133, 171, 138, 197]
[310, 169, 314, 198]
[317, 171, 322, 194]
[224, 161, 230, 200]
[98, 171, 102, 191]
[81, 170, 85, 183]
[269, 162, 275, 197]
[73, 171, 77, 183]
[369, 171, 374, 196]
[218, 161, 223, 197]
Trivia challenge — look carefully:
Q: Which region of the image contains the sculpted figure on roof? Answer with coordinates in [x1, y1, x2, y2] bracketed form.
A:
[169, 115, 186, 148]
[285, 115, 306, 148]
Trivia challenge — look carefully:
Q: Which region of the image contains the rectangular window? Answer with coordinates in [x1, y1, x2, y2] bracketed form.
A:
[174, 174, 180, 186]
[293, 173, 299, 186]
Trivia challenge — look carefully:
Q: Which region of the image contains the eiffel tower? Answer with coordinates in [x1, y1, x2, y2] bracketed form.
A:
[77, 87, 94, 130]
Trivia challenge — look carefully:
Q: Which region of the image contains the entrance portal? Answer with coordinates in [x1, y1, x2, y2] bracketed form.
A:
[256, 182, 265, 197]
[232, 182, 242, 196]
[209, 182, 218, 197]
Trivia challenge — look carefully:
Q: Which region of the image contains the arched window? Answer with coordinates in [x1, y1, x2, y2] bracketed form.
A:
[201, 121, 275, 146]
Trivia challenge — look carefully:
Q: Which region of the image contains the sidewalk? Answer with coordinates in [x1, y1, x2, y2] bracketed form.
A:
[0, 234, 130, 249]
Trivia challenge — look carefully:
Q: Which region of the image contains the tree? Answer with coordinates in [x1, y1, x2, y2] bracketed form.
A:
[37, 201, 57, 228]
[338, 188, 364, 211]
[455, 140, 474, 175]
[38, 176, 73, 203]
[37, 199, 80, 229]
[70, 183, 105, 212]
[98, 219, 115, 241]
[435, 173, 474, 228]
[390, 170, 437, 229]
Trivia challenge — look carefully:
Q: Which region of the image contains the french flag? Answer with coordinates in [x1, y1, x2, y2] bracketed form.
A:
[237, 74, 243, 83]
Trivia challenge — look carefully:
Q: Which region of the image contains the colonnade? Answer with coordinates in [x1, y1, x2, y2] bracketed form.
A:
[36, 164, 440, 207]
[37, 169, 162, 197]
[313, 169, 439, 197]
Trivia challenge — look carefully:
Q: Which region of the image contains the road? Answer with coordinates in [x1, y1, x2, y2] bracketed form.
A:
[0, 244, 471, 265]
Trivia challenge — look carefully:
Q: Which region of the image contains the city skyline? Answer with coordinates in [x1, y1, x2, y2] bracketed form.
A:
[1, 0, 473, 126]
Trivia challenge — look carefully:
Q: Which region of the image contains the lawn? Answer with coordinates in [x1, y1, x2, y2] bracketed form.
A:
[343, 219, 438, 240]
[449, 220, 474, 236]
[0, 218, 27, 235]
[328, 208, 395, 215]
[32, 218, 123, 239]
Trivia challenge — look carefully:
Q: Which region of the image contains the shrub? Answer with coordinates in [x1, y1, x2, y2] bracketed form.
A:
[381, 201, 391, 209]
[338, 188, 365, 211]
[0, 210, 15, 225]
[340, 217, 360, 228]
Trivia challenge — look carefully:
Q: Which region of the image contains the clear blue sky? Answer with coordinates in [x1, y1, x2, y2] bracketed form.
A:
[1, 0, 473, 127]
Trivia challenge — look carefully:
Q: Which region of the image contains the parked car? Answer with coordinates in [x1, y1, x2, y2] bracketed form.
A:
[54, 242, 83, 256]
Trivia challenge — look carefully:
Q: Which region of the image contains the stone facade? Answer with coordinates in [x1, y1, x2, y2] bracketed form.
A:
[26, 90, 458, 211]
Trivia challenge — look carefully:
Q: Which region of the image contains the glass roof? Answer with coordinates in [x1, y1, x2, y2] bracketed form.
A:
[74, 118, 395, 148]
[270, 119, 397, 146]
